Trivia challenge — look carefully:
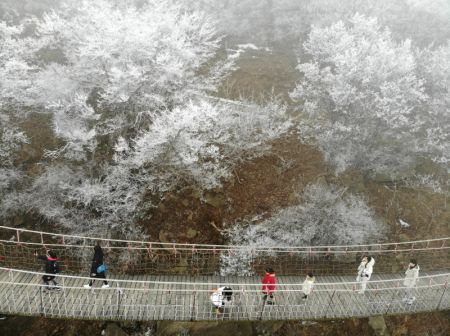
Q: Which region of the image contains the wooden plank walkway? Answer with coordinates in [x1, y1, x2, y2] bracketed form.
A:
[0, 269, 449, 321]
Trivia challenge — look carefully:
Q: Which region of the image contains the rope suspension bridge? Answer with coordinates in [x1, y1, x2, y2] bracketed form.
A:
[0, 225, 449, 321]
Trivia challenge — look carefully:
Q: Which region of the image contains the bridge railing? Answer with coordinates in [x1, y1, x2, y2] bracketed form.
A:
[1, 225, 450, 276]
[2, 225, 450, 251]
[0, 267, 449, 321]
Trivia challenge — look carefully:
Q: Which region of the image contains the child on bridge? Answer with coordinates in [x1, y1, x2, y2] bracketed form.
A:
[210, 286, 233, 314]
[34, 250, 60, 291]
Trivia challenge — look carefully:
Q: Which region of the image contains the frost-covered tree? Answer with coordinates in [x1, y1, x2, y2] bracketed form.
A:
[1, 0, 230, 160]
[291, 14, 435, 176]
[0, 113, 28, 194]
[0, 0, 236, 235]
[0, 0, 294, 237]
[0, 20, 46, 110]
[127, 98, 291, 191]
[1, 96, 291, 236]
[0, 0, 56, 20]
[31, 0, 225, 110]
[418, 42, 450, 166]
[50, 97, 290, 234]
[221, 183, 384, 275]
[226, 183, 382, 247]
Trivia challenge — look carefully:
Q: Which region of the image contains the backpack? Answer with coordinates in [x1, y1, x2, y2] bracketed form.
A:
[97, 264, 105, 273]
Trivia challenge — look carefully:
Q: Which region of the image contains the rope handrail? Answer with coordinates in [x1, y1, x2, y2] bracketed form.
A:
[1, 238, 449, 254]
[0, 281, 448, 293]
[1, 267, 449, 289]
[1, 225, 449, 251]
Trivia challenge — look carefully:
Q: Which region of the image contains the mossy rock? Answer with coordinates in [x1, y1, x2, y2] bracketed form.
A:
[156, 321, 253, 336]
[190, 189, 202, 199]
[159, 230, 172, 243]
[315, 176, 327, 185]
[186, 228, 198, 239]
[13, 216, 24, 226]
[398, 233, 411, 242]
[103, 323, 128, 336]
[203, 192, 226, 208]
[368, 315, 390, 336]
[173, 257, 189, 274]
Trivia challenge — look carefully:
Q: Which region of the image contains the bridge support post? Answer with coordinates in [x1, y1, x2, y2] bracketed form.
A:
[436, 281, 448, 310]
[116, 287, 122, 319]
[324, 290, 336, 318]
[39, 286, 44, 316]
[384, 288, 398, 314]
[190, 290, 196, 321]
[259, 294, 267, 321]
[8, 270, 17, 315]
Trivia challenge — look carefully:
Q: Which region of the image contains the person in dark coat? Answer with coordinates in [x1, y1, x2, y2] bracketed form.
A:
[84, 243, 109, 288]
[34, 250, 60, 291]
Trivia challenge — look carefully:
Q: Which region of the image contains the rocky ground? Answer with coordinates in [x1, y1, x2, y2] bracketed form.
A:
[1, 311, 449, 335]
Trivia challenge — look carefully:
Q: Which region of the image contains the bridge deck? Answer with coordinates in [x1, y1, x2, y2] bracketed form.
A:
[0, 269, 449, 321]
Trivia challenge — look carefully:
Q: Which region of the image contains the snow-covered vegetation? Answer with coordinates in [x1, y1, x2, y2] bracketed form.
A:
[0, 0, 449, 248]
[226, 183, 382, 247]
[0, 114, 28, 193]
[221, 183, 383, 275]
[0, 0, 291, 237]
[291, 14, 450, 177]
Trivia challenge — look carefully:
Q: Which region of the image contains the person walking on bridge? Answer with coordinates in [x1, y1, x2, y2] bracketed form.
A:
[34, 250, 60, 291]
[301, 272, 316, 299]
[209, 286, 233, 314]
[403, 259, 419, 305]
[84, 243, 109, 289]
[356, 255, 375, 294]
[262, 267, 276, 305]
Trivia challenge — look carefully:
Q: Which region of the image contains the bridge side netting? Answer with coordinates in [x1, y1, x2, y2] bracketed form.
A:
[0, 226, 449, 276]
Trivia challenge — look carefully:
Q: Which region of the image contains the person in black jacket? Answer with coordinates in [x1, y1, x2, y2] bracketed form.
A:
[34, 250, 60, 291]
[84, 243, 109, 288]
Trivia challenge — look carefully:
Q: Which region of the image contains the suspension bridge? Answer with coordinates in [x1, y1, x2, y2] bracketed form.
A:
[0, 225, 449, 321]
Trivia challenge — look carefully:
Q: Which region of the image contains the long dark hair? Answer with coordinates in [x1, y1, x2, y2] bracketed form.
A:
[94, 244, 104, 261]
[265, 267, 275, 274]
[222, 287, 233, 302]
[362, 255, 372, 262]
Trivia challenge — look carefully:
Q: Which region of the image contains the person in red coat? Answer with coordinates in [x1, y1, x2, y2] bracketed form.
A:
[261, 267, 276, 305]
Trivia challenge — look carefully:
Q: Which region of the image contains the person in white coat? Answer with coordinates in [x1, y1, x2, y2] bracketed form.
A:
[403, 259, 419, 305]
[356, 256, 375, 293]
[210, 286, 233, 314]
[301, 273, 316, 299]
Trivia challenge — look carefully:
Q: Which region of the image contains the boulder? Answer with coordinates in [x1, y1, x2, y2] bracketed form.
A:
[368, 315, 390, 336]
[156, 321, 253, 336]
[103, 323, 128, 336]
